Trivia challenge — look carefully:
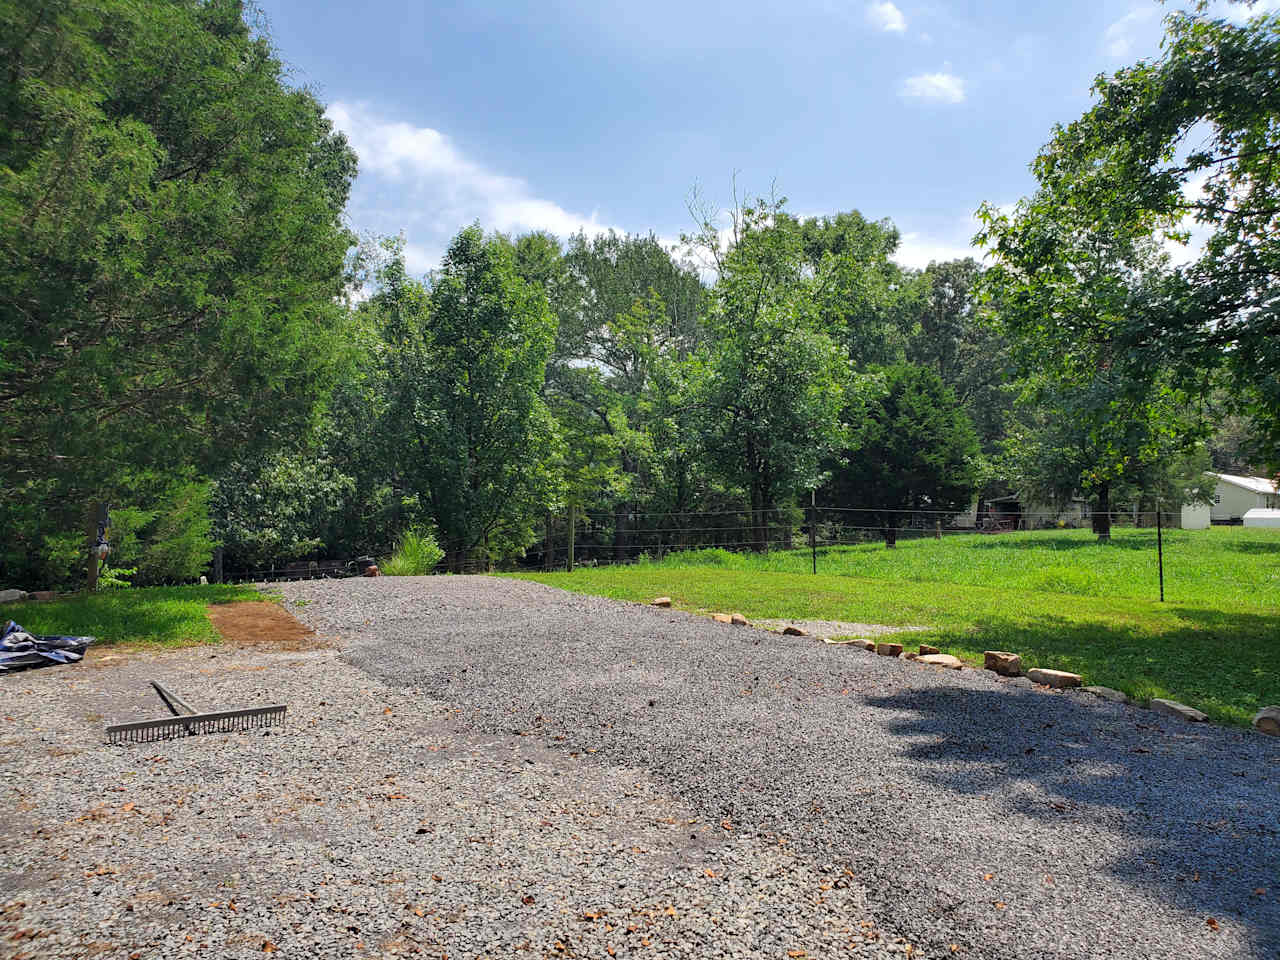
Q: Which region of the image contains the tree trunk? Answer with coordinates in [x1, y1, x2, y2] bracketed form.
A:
[544, 513, 553, 571]
[1092, 483, 1112, 542]
[750, 481, 766, 552]
[881, 513, 898, 548]
[85, 502, 100, 593]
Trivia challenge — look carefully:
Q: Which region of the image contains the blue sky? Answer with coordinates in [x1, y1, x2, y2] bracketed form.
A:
[257, 0, 1274, 274]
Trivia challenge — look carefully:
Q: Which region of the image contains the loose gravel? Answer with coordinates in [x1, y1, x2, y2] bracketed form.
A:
[284, 575, 1280, 960]
[2, 575, 1276, 959]
[2, 611, 905, 958]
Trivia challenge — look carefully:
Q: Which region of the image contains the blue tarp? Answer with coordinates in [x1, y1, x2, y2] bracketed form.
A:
[0, 620, 94, 672]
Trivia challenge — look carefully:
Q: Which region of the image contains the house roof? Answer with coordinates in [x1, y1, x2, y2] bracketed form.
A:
[1211, 472, 1279, 495]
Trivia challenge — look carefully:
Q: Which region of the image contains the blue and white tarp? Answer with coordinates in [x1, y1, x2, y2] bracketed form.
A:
[0, 620, 93, 672]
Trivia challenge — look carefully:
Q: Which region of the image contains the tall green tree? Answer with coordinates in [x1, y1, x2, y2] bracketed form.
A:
[690, 195, 853, 550]
[906, 259, 1014, 455]
[0, 0, 356, 584]
[980, 6, 1280, 469]
[825, 364, 979, 547]
[976, 194, 1204, 539]
[377, 228, 557, 571]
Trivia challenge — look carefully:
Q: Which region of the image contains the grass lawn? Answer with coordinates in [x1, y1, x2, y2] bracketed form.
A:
[0, 584, 266, 648]
[508, 528, 1280, 727]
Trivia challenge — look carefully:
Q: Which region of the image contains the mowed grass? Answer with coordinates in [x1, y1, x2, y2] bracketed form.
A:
[0, 584, 265, 648]
[643, 526, 1280, 609]
[509, 528, 1280, 727]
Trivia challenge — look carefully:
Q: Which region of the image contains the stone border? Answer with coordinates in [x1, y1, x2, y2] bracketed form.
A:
[650, 599, 1280, 739]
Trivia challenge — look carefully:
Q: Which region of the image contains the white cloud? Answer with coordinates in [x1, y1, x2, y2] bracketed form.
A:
[1102, 6, 1159, 58]
[893, 232, 979, 270]
[900, 71, 965, 104]
[327, 101, 616, 272]
[866, 1, 907, 33]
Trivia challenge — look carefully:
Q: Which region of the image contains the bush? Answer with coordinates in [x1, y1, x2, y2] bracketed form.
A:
[381, 529, 444, 576]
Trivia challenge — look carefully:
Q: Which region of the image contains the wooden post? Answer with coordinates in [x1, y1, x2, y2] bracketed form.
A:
[85, 502, 100, 593]
[567, 505, 576, 573]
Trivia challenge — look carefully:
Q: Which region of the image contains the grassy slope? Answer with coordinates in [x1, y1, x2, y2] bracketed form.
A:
[509, 529, 1280, 726]
[0, 584, 264, 648]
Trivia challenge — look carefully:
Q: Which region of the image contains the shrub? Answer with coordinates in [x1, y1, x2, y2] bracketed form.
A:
[381, 529, 444, 576]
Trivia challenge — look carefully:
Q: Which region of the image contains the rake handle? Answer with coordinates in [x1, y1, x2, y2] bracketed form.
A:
[150, 680, 200, 717]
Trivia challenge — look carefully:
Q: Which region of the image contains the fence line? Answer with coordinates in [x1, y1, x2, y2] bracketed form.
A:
[219, 505, 1190, 602]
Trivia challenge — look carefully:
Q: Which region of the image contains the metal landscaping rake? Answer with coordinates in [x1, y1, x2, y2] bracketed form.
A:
[106, 681, 286, 745]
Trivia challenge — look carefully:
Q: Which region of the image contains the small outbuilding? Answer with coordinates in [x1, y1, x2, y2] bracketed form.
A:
[1208, 473, 1280, 523]
[1243, 508, 1280, 529]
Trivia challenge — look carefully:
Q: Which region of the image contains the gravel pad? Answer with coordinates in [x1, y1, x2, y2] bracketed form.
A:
[281, 575, 1280, 960]
[1, 632, 905, 957]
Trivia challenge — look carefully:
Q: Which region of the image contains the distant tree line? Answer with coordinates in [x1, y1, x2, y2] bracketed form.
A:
[2, 0, 1276, 588]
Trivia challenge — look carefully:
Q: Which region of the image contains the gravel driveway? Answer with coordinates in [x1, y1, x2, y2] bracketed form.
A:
[283, 575, 1280, 960]
[2, 575, 1276, 959]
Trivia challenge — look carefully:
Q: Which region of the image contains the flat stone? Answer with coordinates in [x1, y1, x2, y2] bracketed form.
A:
[30, 590, 55, 602]
[712, 613, 732, 624]
[918, 644, 940, 656]
[875, 642, 903, 657]
[781, 625, 806, 636]
[1253, 706, 1280, 737]
[983, 651, 1022, 677]
[0, 589, 28, 603]
[1083, 685, 1129, 703]
[730, 613, 749, 626]
[917, 653, 964, 670]
[1006, 676, 1034, 689]
[1150, 698, 1208, 722]
[1026, 668, 1082, 689]
[651, 597, 672, 607]
[902, 651, 919, 660]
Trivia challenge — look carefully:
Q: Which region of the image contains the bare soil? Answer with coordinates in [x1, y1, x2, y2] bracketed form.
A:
[205, 600, 325, 651]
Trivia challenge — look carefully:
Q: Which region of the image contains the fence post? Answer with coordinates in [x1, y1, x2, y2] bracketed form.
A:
[809, 490, 816, 575]
[567, 505, 576, 573]
[1156, 500, 1164, 602]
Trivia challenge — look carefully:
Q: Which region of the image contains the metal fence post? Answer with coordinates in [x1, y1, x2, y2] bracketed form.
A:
[809, 490, 816, 575]
[1156, 500, 1164, 602]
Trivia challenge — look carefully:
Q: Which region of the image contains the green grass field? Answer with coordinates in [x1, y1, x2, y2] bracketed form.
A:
[510, 527, 1280, 727]
[0, 584, 264, 648]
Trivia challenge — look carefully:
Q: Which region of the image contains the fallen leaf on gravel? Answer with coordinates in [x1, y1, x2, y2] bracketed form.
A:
[641, 939, 651, 947]
[704, 869, 717, 878]
[663, 906, 677, 917]
[432, 875, 442, 882]
[994, 902, 1006, 910]
[1255, 888, 1267, 896]
[788, 951, 806, 957]
[383, 707, 392, 715]
[720, 819, 733, 831]
[606, 948, 615, 957]
[1206, 917, 1220, 931]
[521, 896, 535, 905]
[262, 943, 278, 953]
[982, 873, 994, 881]
[121, 802, 135, 812]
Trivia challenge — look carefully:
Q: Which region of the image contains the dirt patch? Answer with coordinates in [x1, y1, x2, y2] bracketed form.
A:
[205, 601, 325, 651]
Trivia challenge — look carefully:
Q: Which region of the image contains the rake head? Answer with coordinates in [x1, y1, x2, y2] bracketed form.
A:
[106, 704, 286, 745]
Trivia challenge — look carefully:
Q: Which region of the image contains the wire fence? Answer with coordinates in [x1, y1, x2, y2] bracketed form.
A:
[221, 502, 1188, 602]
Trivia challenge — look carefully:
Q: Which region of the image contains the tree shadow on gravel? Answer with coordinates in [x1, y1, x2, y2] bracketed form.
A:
[863, 682, 1280, 955]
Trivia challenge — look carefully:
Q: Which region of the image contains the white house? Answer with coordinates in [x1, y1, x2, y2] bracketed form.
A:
[1209, 472, 1280, 523]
